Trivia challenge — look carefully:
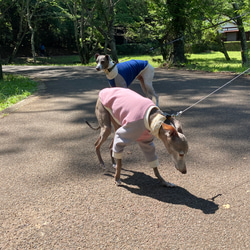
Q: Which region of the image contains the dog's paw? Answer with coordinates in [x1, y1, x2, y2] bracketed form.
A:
[162, 181, 176, 187]
[115, 179, 122, 186]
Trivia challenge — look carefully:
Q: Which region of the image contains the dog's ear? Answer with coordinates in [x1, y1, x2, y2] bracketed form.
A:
[162, 123, 177, 137]
[105, 54, 111, 61]
[95, 53, 99, 59]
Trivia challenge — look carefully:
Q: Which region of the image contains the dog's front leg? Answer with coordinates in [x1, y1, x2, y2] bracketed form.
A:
[114, 159, 122, 186]
[153, 167, 176, 187]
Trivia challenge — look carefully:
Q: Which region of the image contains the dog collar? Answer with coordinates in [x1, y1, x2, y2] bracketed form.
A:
[108, 62, 117, 72]
[105, 61, 118, 80]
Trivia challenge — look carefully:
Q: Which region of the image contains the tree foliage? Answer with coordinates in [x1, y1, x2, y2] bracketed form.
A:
[0, 0, 249, 65]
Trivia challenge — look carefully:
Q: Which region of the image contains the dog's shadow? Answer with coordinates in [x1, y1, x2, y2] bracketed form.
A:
[110, 169, 219, 214]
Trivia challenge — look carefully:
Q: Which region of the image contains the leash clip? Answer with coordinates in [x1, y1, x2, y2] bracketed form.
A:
[163, 110, 183, 119]
[172, 111, 183, 117]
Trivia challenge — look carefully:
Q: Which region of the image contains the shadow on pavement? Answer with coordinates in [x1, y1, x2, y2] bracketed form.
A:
[118, 169, 219, 214]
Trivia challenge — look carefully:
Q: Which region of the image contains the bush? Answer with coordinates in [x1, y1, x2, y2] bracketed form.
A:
[189, 43, 210, 53]
[224, 41, 250, 51]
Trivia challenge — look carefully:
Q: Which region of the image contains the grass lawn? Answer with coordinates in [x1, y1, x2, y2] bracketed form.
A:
[1, 51, 249, 112]
[185, 51, 249, 73]
[7, 51, 249, 73]
[0, 74, 38, 112]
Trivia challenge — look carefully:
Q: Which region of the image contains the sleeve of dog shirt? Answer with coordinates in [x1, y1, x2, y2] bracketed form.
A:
[137, 139, 159, 168]
[112, 122, 144, 159]
[112, 126, 131, 159]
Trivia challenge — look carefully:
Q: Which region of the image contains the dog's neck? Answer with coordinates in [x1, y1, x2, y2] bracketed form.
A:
[144, 107, 166, 138]
[104, 61, 118, 80]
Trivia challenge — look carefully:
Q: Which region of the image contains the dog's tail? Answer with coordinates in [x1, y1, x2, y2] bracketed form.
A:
[85, 120, 100, 130]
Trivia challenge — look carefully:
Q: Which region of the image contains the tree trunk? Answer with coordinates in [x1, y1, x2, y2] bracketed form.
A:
[172, 38, 186, 64]
[8, 0, 27, 63]
[107, 5, 118, 62]
[104, 36, 108, 54]
[233, 3, 249, 67]
[160, 42, 167, 61]
[109, 36, 118, 62]
[30, 29, 36, 63]
[26, 0, 36, 63]
[0, 63, 3, 80]
[167, 0, 187, 64]
[216, 31, 230, 61]
[8, 31, 26, 64]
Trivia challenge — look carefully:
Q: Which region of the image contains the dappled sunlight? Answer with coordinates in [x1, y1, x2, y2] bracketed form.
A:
[1, 66, 249, 193]
[1, 66, 249, 250]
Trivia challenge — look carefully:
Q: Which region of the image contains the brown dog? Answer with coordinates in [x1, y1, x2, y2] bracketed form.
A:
[86, 88, 188, 186]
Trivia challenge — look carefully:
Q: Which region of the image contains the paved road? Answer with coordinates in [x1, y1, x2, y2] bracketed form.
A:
[1, 65, 249, 249]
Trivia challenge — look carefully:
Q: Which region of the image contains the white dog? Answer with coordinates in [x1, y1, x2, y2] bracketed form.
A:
[95, 53, 159, 106]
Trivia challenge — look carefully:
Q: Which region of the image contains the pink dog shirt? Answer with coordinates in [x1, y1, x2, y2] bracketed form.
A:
[99, 88, 159, 168]
[99, 87, 154, 126]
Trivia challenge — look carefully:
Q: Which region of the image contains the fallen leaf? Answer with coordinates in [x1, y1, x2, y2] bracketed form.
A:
[222, 204, 230, 209]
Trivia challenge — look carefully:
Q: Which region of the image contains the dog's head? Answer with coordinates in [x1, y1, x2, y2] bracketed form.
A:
[95, 53, 110, 71]
[159, 122, 188, 174]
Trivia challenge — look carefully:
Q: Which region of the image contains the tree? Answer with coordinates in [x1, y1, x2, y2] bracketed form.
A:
[93, 0, 123, 62]
[198, 0, 232, 61]
[146, 0, 173, 60]
[62, 0, 100, 64]
[0, 63, 2, 80]
[8, 0, 28, 63]
[232, 1, 249, 67]
[26, 0, 39, 63]
[166, 0, 188, 64]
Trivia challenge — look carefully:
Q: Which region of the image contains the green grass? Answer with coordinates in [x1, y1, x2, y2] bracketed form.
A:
[115, 52, 249, 73]
[0, 74, 38, 111]
[185, 51, 249, 73]
[8, 51, 249, 73]
[7, 55, 83, 66]
[8, 54, 162, 67]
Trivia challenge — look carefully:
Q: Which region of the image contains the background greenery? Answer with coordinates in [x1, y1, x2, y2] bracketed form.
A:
[1, 0, 250, 112]
[0, 74, 38, 111]
[0, 0, 250, 65]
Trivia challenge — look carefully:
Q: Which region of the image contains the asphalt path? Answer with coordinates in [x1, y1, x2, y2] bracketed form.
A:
[1, 65, 249, 249]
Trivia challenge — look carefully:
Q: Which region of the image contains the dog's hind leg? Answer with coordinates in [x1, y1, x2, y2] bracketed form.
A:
[138, 76, 159, 106]
[94, 98, 112, 169]
[137, 75, 152, 100]
[147, 85, 159, 107]
[95, 126, 111, 169]
[137, 75, 149, 97]
[139, 64, 159, 106]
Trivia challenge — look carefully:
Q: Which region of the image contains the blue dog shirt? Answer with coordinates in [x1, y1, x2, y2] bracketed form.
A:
[108, 60, 148, 87]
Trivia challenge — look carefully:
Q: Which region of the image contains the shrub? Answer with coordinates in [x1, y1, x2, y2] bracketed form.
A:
[224, 41, 250, 51]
